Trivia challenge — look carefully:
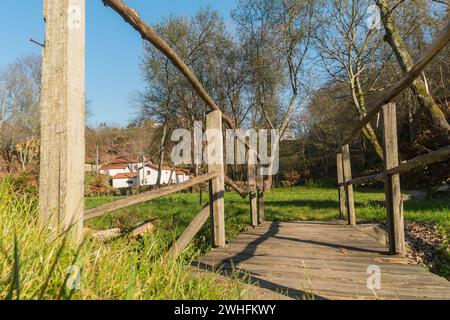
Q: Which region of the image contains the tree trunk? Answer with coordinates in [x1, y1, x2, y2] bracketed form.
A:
[377, 0, 450, 134]
[156, 122, 167, 189]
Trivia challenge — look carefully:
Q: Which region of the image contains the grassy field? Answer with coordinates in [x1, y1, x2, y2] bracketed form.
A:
[1, 178, 449, 300]
[86, 185, 450, 247]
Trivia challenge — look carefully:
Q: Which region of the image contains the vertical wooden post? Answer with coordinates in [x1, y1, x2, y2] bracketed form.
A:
[336, 153, 346, 220]
[257, 164, 265, 224]
[382, 103, 405, 256]
[206, 110, 226, 247]
[39, 0, 85, 244]
[248, 150, 258, 227]
[341, 144, 356, 226]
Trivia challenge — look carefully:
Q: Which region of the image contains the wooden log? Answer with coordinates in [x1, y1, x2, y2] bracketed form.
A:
[348, 173, 384, 186]
[130, 221, 155, 238]
[39, 0, 85, 244]
[206, 110, 226, 248]
[84, 172, 218, 221]
[248, 150, 258, 227]
[336, 153, 345, 220]
[167, 205, 210, 259]
[342, 144, 356, 226]
[91, 228, 122, 242]
[387, 145, 450, 176]
[382, 103, 405, 256]
[224, 175, 249, 199]
[339, 22, 450, 148]
[257, 165, 265, 224]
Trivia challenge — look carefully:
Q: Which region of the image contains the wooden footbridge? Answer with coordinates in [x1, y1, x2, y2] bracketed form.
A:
[40, 1, 450, 300]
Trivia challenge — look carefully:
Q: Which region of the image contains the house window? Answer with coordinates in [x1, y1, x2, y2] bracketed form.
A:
[147, 170, 151, 175]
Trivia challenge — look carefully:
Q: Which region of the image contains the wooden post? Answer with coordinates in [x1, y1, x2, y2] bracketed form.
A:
[257, 164, 265, 224]
[336, 153, 346, 220]
[39, 0, 85, 244]
[248, 150, 258, 227]
[382, 103, 405, 256]
[206, 110, 226, 247]
[341, 144, 356, 226]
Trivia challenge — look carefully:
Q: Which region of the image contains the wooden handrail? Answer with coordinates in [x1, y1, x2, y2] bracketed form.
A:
[101, 0, 234, 129]
[339, 22, 450, 148]
[339, 145, 450, 187]
[387, 145, 450, 176]
[224, 175, 249, 199]
[340, 173, 384, 186]
[84, 172, 218, 221]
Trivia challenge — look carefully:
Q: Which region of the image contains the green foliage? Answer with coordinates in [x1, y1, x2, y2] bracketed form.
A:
[0, 180, 244, 300]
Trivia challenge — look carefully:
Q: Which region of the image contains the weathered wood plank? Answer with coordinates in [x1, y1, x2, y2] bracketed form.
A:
[84, 172, 218, 221]
[248, 150, 258, 227]
[196, 221, 450, 300]
[336, 153, 346, 220]
[342, 145, 356, 226]
[40, 0, 85, 244]
[207, 110, 226, 248]
[382, 103, 405, 256]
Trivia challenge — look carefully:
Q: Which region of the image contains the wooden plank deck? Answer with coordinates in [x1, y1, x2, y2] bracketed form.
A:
[195, 221, 450, 300]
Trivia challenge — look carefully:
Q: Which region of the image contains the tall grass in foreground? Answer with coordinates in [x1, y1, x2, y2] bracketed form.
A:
[0, 179, 243, 300]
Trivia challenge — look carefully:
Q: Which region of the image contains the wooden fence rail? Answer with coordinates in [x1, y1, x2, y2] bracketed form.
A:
[84, 172, 219, 221]
[335, 22, 450, 257]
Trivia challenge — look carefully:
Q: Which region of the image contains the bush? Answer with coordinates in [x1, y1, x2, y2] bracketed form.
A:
[283, 170, 301, 184]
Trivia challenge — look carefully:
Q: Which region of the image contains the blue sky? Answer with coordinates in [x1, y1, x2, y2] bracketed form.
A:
[0, 0, 238, 126]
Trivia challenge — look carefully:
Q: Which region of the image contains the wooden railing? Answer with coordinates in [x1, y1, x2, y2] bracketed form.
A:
[336, 23, 450, 257]
[84, 110, 265, 259]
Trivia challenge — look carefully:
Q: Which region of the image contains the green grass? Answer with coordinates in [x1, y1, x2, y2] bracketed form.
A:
[86, 185, 450, 241]
[2, 178, 449, 300]
[0, 179, 246, 300]
[86, 185, 450, 279]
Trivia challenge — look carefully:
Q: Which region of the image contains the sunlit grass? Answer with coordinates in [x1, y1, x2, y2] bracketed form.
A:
[0, 179, 244, 300]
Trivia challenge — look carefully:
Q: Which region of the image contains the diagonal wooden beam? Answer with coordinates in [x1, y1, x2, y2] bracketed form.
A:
[101, 0, 235, 129]
[339, 22, 450, 148]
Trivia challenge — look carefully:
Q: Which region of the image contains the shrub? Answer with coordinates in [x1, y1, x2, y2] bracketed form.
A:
[283, 170, 301, 184]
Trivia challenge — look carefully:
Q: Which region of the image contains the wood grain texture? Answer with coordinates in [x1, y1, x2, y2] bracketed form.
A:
[206, 110, 226, 247]
[382, 103, 405, 256]
[40, 0, 85, 244]
[336, 153, 345, 220]
[197, 221, 450, 300]
[342, 145, 356, 226]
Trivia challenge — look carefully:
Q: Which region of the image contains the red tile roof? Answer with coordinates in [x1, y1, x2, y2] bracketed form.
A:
[111, 158, 141, 164]
[100, 164, 128, 170]
[112, 173, 138, 179]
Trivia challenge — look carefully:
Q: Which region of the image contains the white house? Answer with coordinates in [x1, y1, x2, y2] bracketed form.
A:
[99, 163, 130, 177]
[137, 163, 160, 186]
[111, 173, 139, 188]
[176, 170, 190, 183]
[160, 166, 174, 185]
[111, 157, 143, 172]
